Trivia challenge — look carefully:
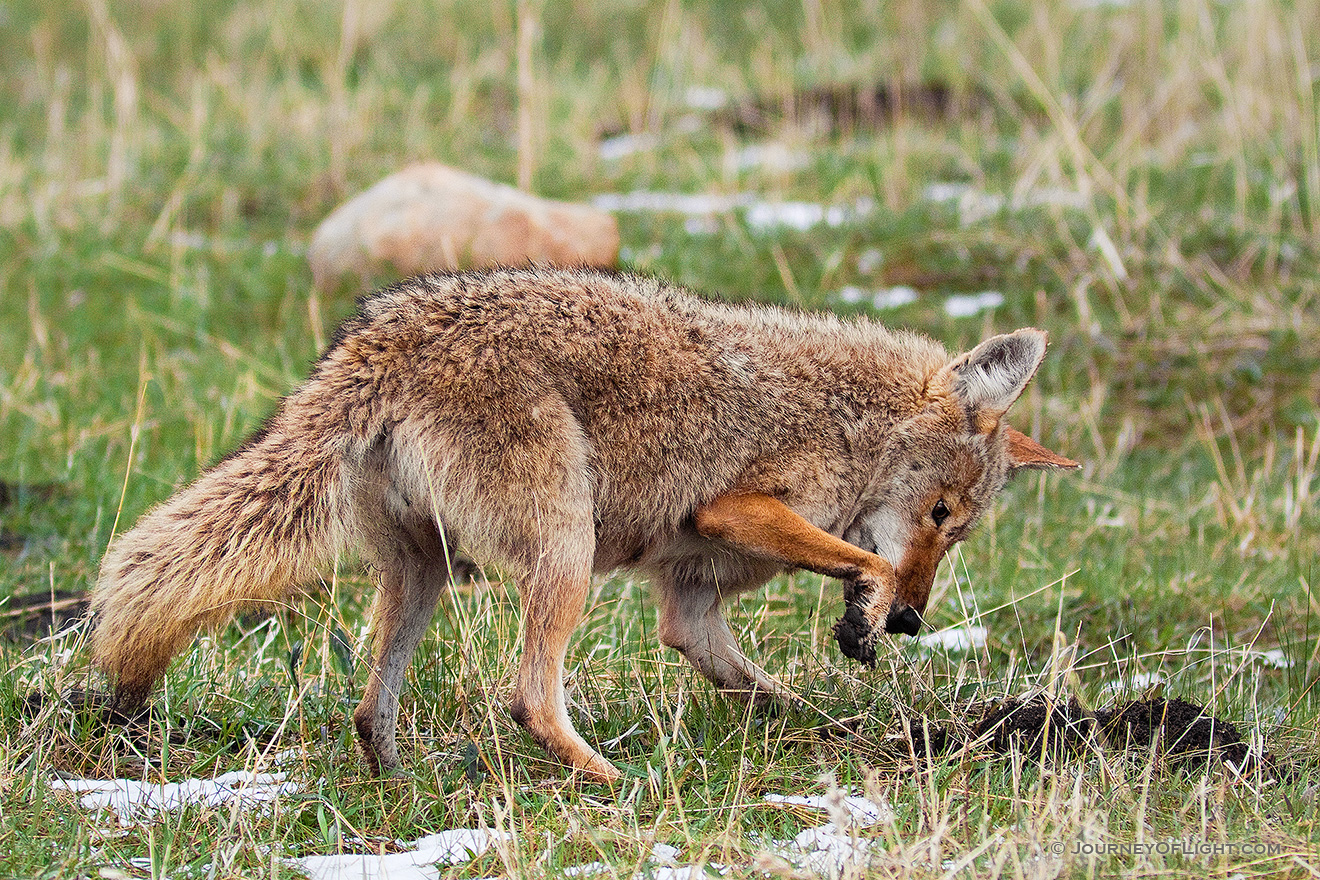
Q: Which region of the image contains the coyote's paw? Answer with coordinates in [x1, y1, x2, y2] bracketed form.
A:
[833, 603, 878, 666]
[833, 575, 887, 667]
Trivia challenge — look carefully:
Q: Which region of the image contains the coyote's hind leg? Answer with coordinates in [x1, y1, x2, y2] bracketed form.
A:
[508, 559, 620, 782]
[447, 394, 618, 781]
[348, 437, 455, 776]
[352, 539, 450, 776]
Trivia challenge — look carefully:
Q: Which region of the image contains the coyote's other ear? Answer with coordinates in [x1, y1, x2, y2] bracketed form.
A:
[943, 328, 1047, 424]
[1005, 425, 1080, 472]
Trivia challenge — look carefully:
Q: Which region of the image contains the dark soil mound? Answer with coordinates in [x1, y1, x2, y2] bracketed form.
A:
[975, 695, 1095, 757]
[909, 695, 1260, 773]
[1095, 697, 1252, 769]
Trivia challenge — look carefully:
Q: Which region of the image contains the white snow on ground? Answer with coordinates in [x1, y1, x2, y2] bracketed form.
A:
[837, 285, 918, 311]
[943, 290, 1004, 318]
[592, 190, 750, 215]
[591, 191, 875, 233]
[291, 829, 506, 880]
[1254, 648, 1294, 669]
[594, 180, 1085, 243]
[1101, 648, 1293, 695]
[763, 792, 891, 825]
[923, 182, 1088, 225]
[598, 132, 661, 161]
[855, 247, 885, 274]
[727, 143, 810, 173]
[49, 771, 299, 827]
[684, 85, 730, 111]
[837, 284, 1016, 318]
[1101, 670, 1167, 694]
[761, 789, 892, 877]
[54, 765, 890, 880]
[917, 625, 989, 653]
[560, 842, 729, 880]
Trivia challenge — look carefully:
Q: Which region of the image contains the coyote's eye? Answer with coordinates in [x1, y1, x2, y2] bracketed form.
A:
[931, 499, 950, 527]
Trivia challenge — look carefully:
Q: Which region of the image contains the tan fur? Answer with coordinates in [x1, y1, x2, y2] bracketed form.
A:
[89, 266, 1075, 781]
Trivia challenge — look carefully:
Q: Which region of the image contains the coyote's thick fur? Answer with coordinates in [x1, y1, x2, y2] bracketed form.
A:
[90, 267, 1076, 781]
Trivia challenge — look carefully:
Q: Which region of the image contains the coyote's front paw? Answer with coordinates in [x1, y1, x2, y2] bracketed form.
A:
[833, 602, 878, 666]
[833, 576, 887, 666]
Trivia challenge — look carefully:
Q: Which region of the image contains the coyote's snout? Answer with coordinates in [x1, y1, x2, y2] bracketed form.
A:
[89, 267, 1076, 781]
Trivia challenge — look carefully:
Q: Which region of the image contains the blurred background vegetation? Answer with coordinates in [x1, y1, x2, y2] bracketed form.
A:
[0, 1, 1317, 875]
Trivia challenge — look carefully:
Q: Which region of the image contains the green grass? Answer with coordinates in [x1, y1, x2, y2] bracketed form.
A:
[2, 0, 1319, 877]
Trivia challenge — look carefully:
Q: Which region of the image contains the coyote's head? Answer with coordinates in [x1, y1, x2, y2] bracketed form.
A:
[844, 328, 1078, 638]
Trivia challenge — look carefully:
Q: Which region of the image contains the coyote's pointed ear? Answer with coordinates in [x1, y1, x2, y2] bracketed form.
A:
[1005, 425, 1080, 472]
[941, 328, 1047, 425]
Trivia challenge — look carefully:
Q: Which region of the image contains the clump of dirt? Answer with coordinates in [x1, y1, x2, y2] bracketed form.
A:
[908, 695, 1264, 774]
[1096, 697, 1253, 769]
[0, 479, 63, 507]
[976, 695, 1096, 758]
[908, 695, 1094, 761]
[711, 81, 1002, 137]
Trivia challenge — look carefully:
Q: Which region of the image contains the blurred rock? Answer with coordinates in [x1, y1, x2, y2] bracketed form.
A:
[309, 163, 619, 292]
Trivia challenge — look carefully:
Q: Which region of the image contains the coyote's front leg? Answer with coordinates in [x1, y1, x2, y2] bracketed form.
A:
[693, 492, 896, 666]
[655, 565, 796, 705]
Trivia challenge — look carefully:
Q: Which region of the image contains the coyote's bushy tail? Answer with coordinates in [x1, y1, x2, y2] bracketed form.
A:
[88, 417, 346, 708]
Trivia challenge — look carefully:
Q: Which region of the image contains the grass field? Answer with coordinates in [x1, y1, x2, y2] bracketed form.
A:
[1, 0, 1318, 877]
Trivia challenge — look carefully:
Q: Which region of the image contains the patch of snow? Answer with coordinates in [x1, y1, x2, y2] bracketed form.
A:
[838, 285, 918, 311]
[780, 824, 872, 876]
[744, 197, 875, 233]
[684, 86, 730, 111]
[650, 842, 683, 863]
[1102, 670, 1167, 694]
[291, 829, 505, 880]
[727, 143, 809, 173]
[654, 868, 727, 880]
[1252, 648, 1294, 669]
[760, 790, 890, 878]
[943, 290, 1004, 318]
[916, 625, 988, 652]
[683, 216, 720, 235]
[592, 190, 748, 216]
[763, 792, 890, 826]
[856, 248, 884, 274]
[744, 201, 831, 231]
[924, 182, 1087, 225]
[593, 191, 876, 234]
[598, 132, 660, 161]
[50, 771, 299, 826]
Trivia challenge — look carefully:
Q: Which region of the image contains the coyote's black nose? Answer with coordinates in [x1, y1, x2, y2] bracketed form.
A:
[884, 604, 923, 636]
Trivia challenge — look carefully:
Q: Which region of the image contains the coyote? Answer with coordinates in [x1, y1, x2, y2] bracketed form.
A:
[89, 267, 1076, 782]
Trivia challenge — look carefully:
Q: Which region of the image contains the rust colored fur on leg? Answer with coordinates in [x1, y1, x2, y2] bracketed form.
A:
[695, 493, 896, 588]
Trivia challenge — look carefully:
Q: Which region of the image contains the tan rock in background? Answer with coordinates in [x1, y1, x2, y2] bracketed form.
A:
[309, 163, 619, 292]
